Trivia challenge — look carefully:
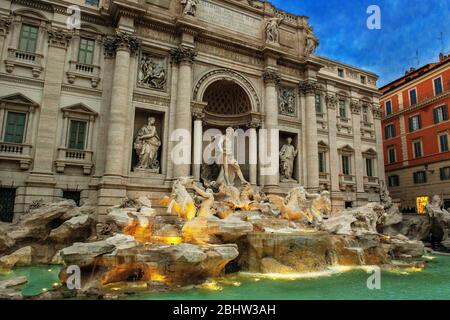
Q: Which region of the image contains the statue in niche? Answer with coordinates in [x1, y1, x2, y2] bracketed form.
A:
[304, 25, 319, 57]
[278, 87, 296, 115]
[138, 54, 166, 90]
[181, 0, 198, 16]
[215, 127, 249, 187]
[279, 137, 298, 182]
[134, 116, 161, 172]
[265, 16, 284, 45]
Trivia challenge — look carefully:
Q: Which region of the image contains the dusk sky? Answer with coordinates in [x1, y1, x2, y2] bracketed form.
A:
[271, 0, 450, 87]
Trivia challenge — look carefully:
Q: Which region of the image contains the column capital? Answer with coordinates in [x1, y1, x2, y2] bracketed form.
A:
[350, 99, 361, 115]
[170, 45, 197, 65]
[263, 69, 281, 85]
[326, 93, 338, 109]
[104, 31, 141, 57]
[47, 28, 72, 49]
[372, 105, 383, 120]
[299, 79, 320, 95]
[247, 118, 262, 129]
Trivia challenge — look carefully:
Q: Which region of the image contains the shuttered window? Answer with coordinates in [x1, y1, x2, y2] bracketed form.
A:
[68, 120, 87, 150]
[408, 115, 421, 132]
[413, 171, 427, 184]
[439, 134, 449, 152]
[434, 77, 443, 96]
[19, 24, 38, 53]
[4, 112, 26, 144]
[342, 155, 351, 175]
[433, 105, 449, 124]
[78, 38, 95, 65]
[366, 158, 374, 177]
[385, 124, 396, 138]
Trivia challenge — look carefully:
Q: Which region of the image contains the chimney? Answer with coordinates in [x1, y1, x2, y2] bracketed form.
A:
[439, 53, 445, 62]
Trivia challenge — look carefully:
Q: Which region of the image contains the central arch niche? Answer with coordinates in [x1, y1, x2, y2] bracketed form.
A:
[203, 80, 251, 116]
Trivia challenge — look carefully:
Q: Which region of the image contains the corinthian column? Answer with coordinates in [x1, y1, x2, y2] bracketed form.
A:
[351, 100, 365, 196]
[299, 80, 320, 192]
[103, 32, 141, 177]
[170, 45, 197, 178]
[262, 69, 281, 187]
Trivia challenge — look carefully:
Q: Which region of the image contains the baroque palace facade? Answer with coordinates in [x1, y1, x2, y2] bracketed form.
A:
[0, 0, 383, 222]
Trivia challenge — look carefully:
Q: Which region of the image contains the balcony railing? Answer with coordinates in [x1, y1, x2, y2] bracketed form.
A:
[67, 61, 101, 88]
[5, 49, 44, 77]
[0, 142, 33, 169]
[55, 148, 94, 175]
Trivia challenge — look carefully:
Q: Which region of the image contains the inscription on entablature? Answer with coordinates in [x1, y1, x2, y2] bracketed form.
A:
[135, 26, 178, 45]
[278, 64, 302, 78]
[197, 0, 262, 38]
[196, 42, 264, 67]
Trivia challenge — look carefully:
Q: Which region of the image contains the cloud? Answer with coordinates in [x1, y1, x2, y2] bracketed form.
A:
[271, 0, 450, 86]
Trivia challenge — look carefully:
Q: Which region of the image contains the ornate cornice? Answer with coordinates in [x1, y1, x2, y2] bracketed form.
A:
[47, 28, 72, 49]
[170, 45, 197, 64]
[326, 93, 338, 109]
[372, 105, 382, 120]
[298, 79, 319, 95]
[350, 100, 361, 114]
[247, 118, 262, 129]
[262, 69, 281, 85]
[104, 32, 141, 56]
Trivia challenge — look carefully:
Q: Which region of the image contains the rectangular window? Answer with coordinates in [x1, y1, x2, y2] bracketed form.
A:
[385, 100, 392, 115]
[384, 124, 396, 138]
[85, 0, 100, 6]
[408, 115, 421, 132]
[366, 158, 374, 177]
[434, 77, 443, 96]
[19, 24, 38, 53]
[413, 139, 422, 158]
[362, 106, 369, 123]
[439, 133, 449, 152]
[4, 112, 26, 144]
[315, 94, 322, 113]
[440, 167, 450, 180]
[409, 88, 417, 106]
[318, 152, 326, 173]
[360, 75, 366, 84]
[338, 68, 344, 78]
[342, 155, 351, 175]
[68, 120, 87, 150]
[78, 38, 95, 65]
[388, 175, 400, 187]
[339, 100, 347, 118]
[433, 105, 449, 123]
[388, 146, 396, 164]
[413, 171, 427, 184]
[0, 188, 16, 223]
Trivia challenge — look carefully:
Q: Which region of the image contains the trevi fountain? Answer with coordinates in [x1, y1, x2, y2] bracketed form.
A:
[0, 131, 449, 300]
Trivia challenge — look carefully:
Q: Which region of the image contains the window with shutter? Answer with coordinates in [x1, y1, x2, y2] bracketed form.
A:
[439, 134, 449, 152]
[434, 77, 443, 96]
[4, 112, 26, 144]
[68, 120, 87, 150]
[19, 24, 38, 53]
[78, 38, 95, 65]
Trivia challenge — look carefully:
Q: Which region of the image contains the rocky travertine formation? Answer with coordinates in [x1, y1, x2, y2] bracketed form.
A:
[0, 178, 429, 299]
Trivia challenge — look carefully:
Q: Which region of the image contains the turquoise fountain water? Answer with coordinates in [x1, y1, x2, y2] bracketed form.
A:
[1, 255, 449, 300]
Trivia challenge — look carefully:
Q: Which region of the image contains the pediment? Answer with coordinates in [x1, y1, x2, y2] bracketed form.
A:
[61, 103, 98, 117]
[0, 93, 39, 107]
[363, 148, 377, 155]
[338, 144, 354, 153]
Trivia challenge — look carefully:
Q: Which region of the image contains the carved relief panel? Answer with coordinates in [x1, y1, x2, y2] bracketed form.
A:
[278, 86, 297, 117]
[137, 52, 167, 91]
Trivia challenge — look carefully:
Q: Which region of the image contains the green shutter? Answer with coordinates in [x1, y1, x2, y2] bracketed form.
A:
[19, 25, 38, 53]
[78, 38, 95, 65]
[4, 112, 26, 144]
[68, 120, 87, 150]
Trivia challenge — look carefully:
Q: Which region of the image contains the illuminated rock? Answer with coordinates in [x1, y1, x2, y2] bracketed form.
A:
[0, 246, 33, 268]
[48, 215, 94, 243]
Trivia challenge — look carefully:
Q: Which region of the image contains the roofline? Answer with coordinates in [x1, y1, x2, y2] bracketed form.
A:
[315, 55, 379, 78]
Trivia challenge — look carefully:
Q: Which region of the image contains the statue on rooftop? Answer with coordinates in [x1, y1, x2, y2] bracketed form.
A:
[181, 0, 198, 17]
[265, 16, 284, 45]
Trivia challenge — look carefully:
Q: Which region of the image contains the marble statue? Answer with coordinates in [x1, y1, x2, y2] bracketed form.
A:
[279, 137, 298, 182]
[215, 127, 249, 186]
[268, 187, 317, 223]
[162, 177, 197, 221]
[191, 183, 215, 218]
[138, 55, 166, 89]
[134, 117, 161, 172]
[304, 25, 319, 57]
[181, 0, 198, 16]
[265, 16, 283, 45]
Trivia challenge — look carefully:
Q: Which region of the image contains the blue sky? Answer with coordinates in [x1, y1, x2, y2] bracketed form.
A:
[270, 0, 450, 87]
